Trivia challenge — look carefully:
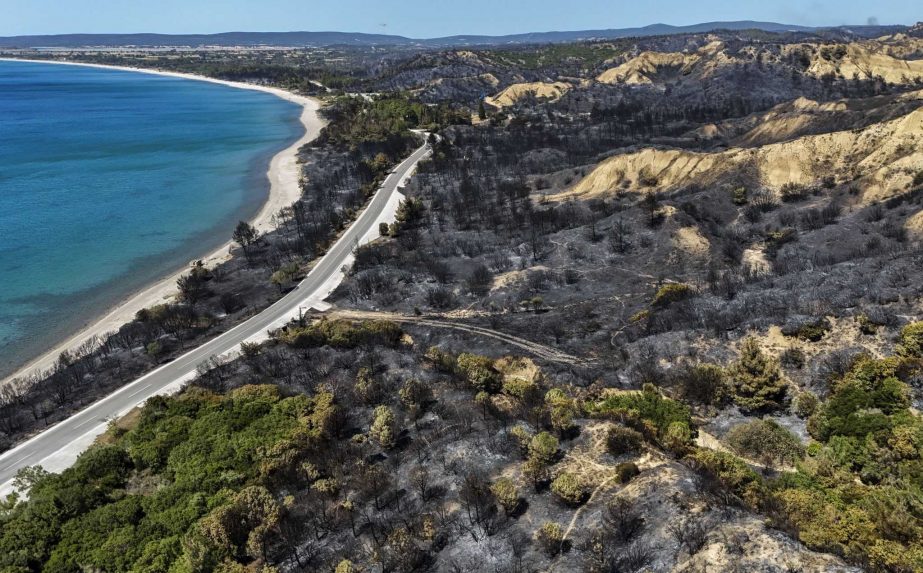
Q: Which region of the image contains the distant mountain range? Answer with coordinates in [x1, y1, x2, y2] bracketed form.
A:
[0, 21, 909, 49]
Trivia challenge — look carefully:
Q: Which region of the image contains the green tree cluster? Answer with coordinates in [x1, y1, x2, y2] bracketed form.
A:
[277, 319, 402, 350]
[587, 384, 695, 451]
[0, 385, 336, 572]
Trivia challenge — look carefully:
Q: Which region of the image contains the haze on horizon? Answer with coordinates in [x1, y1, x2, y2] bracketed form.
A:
[0, 0, 918, 38]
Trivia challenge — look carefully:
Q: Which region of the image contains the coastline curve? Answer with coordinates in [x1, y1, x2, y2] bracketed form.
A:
[0, 58, 326, 386]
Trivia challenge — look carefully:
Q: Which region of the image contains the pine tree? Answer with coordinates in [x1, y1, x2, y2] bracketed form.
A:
[729, 338, 788, 413]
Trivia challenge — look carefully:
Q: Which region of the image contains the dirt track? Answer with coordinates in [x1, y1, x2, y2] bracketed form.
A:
[328, 309, 593, 365]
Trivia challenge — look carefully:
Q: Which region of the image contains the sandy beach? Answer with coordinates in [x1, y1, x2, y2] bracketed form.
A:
[0, 58, 326, 385]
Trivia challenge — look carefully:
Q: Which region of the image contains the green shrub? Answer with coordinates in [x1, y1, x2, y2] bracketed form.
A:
[780, 183, 808, 202]
[551, 472, 586, 506]
[0, 386, 335, 572]
[898, 322, 923, 358]
[491, 478, 521, 515]
[535, 522, 564, 557]
[370, 405, 396, 449]
[456, 353, 502, 393]
[810, 376, 910, 441]
[502, 376, 540, 402]
[663, 421, 694, 454]
[792, 392, 818, 418]
[529, 432, 560, 465]
[545, 388, 577, 434]
[615, 462, 641, 484]
[785, 319, 831, 342]
[588, 385, 694, 444]
[424, 346, 457, 373]
[279, 319, 402, 349]
[726, 419, 804, 465]
[146, 340, 163, 360]
[651, 283, 695, 308]
[510, 425, 533, 457]
[674, 363, 728, 406]
[855, 314, 879, 335]
[731, 186, 748, 205]
[688, 449, 766, 507]
[780, 347, 806, 370]
[764, 228, 799, 258]
[762, 345, 923, 572]
[606, 425, 644, 456]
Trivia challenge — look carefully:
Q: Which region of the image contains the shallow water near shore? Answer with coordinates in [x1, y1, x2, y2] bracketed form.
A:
[0, 60, 303, 378]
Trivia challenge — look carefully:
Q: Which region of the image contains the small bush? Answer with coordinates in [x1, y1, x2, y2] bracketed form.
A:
[731, 187, 748, 205]
[615, 462, 641, 484]
[687, 449, 766, 507]
[536, 522, 564, 557]
[725, 419, 804, 465]
[603, 497, 645, 542]
[467, 264, 493, 296]
[668, 519, 708, 554]
[651, 283, 695, 308]
[764, 228, 798, 259]
[638, 167, 659, 187]
[673, 363, 728, 406]
[792, 392, 818, 418]
[784, 318, 831, 342]
[502, 376, 540, 403]
[897, 322, 923, 357]
[551, 472, 586, 506]
[509, 425, 533, 458]
[456, 353, 501, 393]
[529, 432, 559, 465]
[589, 386, 694, 443]
[426, 286, 455, 310]
[424, 346, 457, 373]
[606, 425, 644, 456]
[491, 477, 521, 515]
[780, 347, 806, 370]
[663, 421, 694, 455]
[370, 405, 397, 449]
[780, 183, 808, 202]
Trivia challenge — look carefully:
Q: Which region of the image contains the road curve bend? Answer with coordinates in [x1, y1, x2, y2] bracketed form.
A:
[0, 138, 432, 494]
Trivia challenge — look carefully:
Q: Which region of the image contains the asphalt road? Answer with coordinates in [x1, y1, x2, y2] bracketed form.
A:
[0, 139, 431, 492]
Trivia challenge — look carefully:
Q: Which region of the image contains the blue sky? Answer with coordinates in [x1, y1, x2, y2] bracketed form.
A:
[0, 0, 918, 37]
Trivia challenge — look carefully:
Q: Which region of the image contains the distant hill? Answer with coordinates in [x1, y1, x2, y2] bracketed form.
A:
[0, 21, 908, 49]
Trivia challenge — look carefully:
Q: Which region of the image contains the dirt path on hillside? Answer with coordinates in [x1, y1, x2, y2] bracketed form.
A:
[328, 309, 592, 365]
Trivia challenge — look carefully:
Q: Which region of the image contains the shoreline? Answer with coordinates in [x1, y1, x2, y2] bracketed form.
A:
[0, 58, 326, 385]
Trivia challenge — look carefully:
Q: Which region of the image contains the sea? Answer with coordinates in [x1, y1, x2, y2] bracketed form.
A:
[0, 59, 304, 379]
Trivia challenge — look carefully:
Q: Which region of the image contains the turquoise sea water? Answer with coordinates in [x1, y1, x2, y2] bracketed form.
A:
[0, 60, 303, 378]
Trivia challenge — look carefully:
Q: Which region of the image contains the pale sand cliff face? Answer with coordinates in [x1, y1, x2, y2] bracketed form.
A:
[596, 38, 923, 88]
[804, 43, 923, 84]
[692, 89, 923, 147]
[485, 81, 572, 107]
[906, 210, 923, 239]
[554, 106, 923, 203]
[596, 51, 699, 85]
[595, 41, 724, 85]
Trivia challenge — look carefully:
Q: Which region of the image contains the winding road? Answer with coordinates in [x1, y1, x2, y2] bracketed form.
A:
[0, 139, 432, 494]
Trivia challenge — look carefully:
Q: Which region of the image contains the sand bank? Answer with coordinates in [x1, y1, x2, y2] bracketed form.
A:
[0, 58, 325, 385]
